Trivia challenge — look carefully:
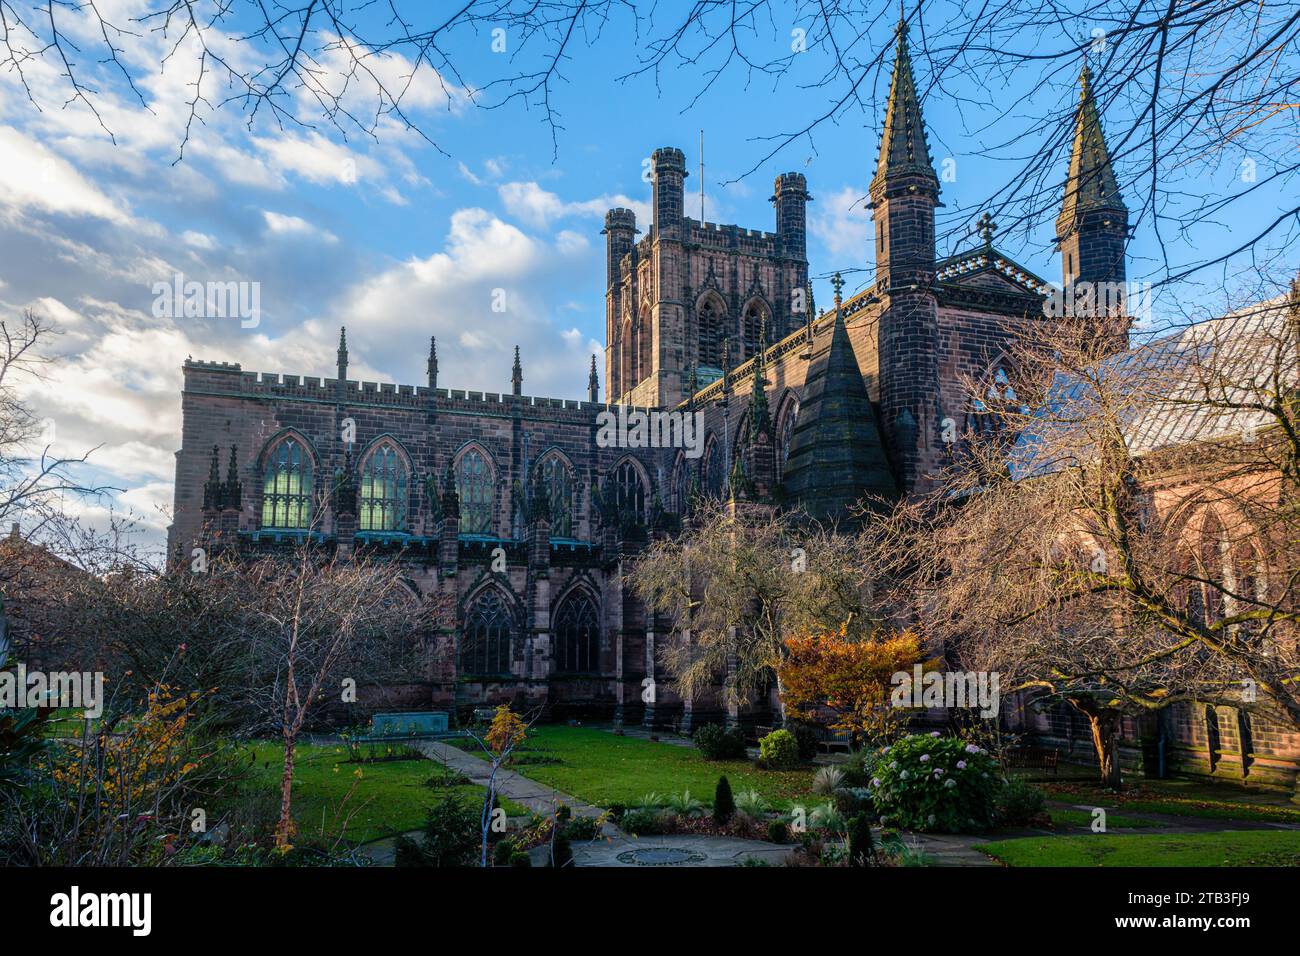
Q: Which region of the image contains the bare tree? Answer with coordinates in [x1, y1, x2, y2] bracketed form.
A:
[866, 283, 1300, 786]
[233, 535, 424, 847]
[631, 496, 878, 718]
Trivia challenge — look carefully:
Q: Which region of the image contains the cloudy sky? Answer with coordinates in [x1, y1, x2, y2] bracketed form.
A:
[2, 1, 1288, 554]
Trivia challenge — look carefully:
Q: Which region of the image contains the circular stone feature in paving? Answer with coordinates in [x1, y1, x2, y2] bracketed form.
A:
[615, 847, 708, 866]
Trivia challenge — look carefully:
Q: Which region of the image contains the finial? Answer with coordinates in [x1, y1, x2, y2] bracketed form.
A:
[338, 327, 347, 352]
[588, 353, 600, 402]
[427, 335, 438, 389]
[831, 272, 845, 306]
[976, 212, 997, 247]
[511, 345, 523, 396]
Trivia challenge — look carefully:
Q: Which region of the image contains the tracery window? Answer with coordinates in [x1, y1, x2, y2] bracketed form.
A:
[456, 448, 495, 534]
[553, 592, 599, 674]
[359, 441, 408, 531]
[261, 436, 314, 529]
[461, 589, 513, 675]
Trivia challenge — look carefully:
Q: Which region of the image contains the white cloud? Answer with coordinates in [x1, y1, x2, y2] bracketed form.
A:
[262, 210, 339, 243]
[0, 126, 129, 223]
[810, 185, 871, 259]
[497, 181, 651, 230]
[252, 132, 379, 187]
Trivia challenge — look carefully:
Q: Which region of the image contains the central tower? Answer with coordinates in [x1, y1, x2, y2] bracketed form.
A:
[604, 149, 810, 408]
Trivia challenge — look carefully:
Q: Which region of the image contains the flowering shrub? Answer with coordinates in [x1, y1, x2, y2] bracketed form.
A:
[869, 733, 1001, 833]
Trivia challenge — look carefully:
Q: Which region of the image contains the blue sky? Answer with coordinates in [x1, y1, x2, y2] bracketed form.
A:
[1, 0, 1290, 549]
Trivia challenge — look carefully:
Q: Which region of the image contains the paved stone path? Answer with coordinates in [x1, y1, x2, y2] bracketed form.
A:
[356, 733, 1300, 867]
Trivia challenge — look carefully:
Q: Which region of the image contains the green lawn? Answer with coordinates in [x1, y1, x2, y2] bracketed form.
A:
[1048, 808, 1167, 830]
[978, 830, 1300, 867]
[1046, 781, 1300, 825]
[498, 726, 817, 808]
[244, 742, 524, 845]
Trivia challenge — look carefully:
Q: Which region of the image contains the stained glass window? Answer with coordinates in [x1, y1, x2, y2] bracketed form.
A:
[461, 589, 513, 675]
[456, 448, 495, 534]
[261, 437, 314, 528]
[613, 461, 646, 523]
[539, 454, 572, 537]
[359, 442, 408, 531]
[554, 593, 599, 673]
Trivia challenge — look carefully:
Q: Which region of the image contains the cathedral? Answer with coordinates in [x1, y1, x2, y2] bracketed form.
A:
[168, 23, 1134, 732]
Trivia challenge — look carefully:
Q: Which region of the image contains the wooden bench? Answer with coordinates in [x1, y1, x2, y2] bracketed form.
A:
[816, 730, 853, 755]
[1005, 747, 1060, 774]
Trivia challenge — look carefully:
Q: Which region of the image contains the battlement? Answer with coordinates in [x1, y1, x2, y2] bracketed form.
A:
[182, 357, 608, 416]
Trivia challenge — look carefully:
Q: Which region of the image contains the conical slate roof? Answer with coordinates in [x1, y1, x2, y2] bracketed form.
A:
[782, 306, 896, 522]
[1059, 65, 1126, 227]
[872, 19, 938, 186]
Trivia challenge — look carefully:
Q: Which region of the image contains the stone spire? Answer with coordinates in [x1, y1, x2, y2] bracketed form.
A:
[872, 14, 938, 189]
[223, 445, 242, 511]
[1058, 64, 1125, 229]
[588, 354, 600, 403]
[337, 327, 348, 380]
[511, 345, 523, 396]
[427, 336, 438, 389]
[1055, 63, 1130, 354]
[203, 444, 223, 511]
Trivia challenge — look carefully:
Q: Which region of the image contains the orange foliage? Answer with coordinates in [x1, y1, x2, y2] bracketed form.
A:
[485, 704, 528, 755]
[778, 624, 929, 743]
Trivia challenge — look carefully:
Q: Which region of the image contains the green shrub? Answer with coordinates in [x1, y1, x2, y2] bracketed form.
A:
[620, 808, 664, 835]
[847, 814, 875, 866]
[840, 749, 878, 788]
[789, 723, 820, 762]
[509, 851, 532, 867]
[493, 839, 516, 866]
[694, 723, 747, 760]
[870, 733, 1001, 833]
[997, 776, 1047, 826]
[564, 814, 601, 841]
[549, 833, 573, 867]
[766, 819, 789, 844]
[666, 790, 706, 816]
[832, 786, 874, 816]
[758, 729, 801, 770]
[713, 776, 736, 825]
[393, 794, 479, 867]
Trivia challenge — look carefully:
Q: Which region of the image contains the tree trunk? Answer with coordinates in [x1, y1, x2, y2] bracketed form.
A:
[1086, 711, 1123, 790]
[276, 732, 297, 847]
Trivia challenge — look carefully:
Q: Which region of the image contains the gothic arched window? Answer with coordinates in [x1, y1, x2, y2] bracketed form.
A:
[777, 396, 800, 475]
[702, 437, 724, 496]
[456, 448, 495, 535]
[671, 454, 690, 514]
[612, 460, 646, 524]
[741, 300, 768, 362]
[637, 308, 652, 383]
[967, 367, 1024, 438]
[538, 454, 573, 537]
[359, 441, 409, 531]
[461, 589, 513, 676]
[619, 317, 634, 393]
[261, 436, 314, 529]
[554, 592, 599, 674]
[698, 297, 726, 369]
